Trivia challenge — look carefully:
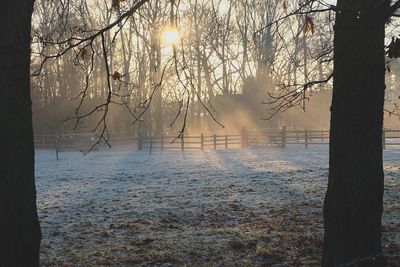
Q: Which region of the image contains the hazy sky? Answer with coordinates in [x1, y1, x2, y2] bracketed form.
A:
[325, 0, 337, 4]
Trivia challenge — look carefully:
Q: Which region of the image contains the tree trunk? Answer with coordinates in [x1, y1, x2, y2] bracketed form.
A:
[0, 1, 41, 266]
[322, 1, 388, 266]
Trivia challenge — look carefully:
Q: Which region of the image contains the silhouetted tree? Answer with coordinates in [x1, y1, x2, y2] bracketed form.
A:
[323, 0, 395, 265]
[0, 1, 41, 266]
[1, 0, 150, 264]
[265, 0, 400, 265]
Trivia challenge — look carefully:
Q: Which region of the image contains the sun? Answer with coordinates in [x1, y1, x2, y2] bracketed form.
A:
[162, 28, 180, 46]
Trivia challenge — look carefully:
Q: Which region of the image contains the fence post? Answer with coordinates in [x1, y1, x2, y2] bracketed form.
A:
[241, 126, 247, 148]
[149, 137, 153, 154]
[161, 135, 164, 151]
[55, 137, 59, 161]
[138, 134, 143, 151]
[225, 135, 228, 149]
[282, 126, 286, 148]
[214, 134, 217, 150]
[382, 129, 386, 150]
[181, 134, 184, 151]
[305, 130, 309, 149]
[201, 134, 204, 151]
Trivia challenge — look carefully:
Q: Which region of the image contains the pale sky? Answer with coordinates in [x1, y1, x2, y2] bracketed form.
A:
[325, 0, 337, 5]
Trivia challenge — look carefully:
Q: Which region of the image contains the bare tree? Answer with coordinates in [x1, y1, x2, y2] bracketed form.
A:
[258, 0, 400, 265]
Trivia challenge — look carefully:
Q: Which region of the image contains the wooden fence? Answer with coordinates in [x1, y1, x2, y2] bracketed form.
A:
[139, 134, 243, 152]
[137, 127, 331, 152]
[34, 128, 400, 153]
[34, 132, 139, 151]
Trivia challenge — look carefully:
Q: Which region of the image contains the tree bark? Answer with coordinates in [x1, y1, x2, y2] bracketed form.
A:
[322, 0, 388, 266]
[0, 1, 41, 266]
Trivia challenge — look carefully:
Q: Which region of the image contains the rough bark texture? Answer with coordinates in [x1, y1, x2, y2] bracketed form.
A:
[322, 0, 388, 266]
[0, 1, 41, 266]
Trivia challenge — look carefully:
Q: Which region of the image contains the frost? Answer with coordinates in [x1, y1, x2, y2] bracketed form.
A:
[35, 147, 400, 266]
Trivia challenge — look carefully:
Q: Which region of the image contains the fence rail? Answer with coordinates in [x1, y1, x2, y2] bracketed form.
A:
[34, 128, 400, 153]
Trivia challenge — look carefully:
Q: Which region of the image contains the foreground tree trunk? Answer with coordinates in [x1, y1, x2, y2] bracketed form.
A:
[0, 1, 41, 266]
[322, 0, 388, 266]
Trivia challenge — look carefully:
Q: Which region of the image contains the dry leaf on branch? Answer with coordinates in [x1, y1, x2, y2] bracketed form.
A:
[112, 71, 121, 80]
[387, 37, 400, 58]
[304, 15, 315, 34]
[80, 48, 88, 60]
[112, 0, 125, 9]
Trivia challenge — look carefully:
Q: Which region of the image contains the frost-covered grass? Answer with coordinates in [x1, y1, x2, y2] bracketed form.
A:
[35, 146, 400, 266]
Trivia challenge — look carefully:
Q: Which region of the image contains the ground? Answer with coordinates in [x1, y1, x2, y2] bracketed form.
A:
[35, 146, 400, 266]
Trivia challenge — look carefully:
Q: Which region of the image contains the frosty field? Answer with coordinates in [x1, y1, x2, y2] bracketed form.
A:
[35, 147, 400, 266]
